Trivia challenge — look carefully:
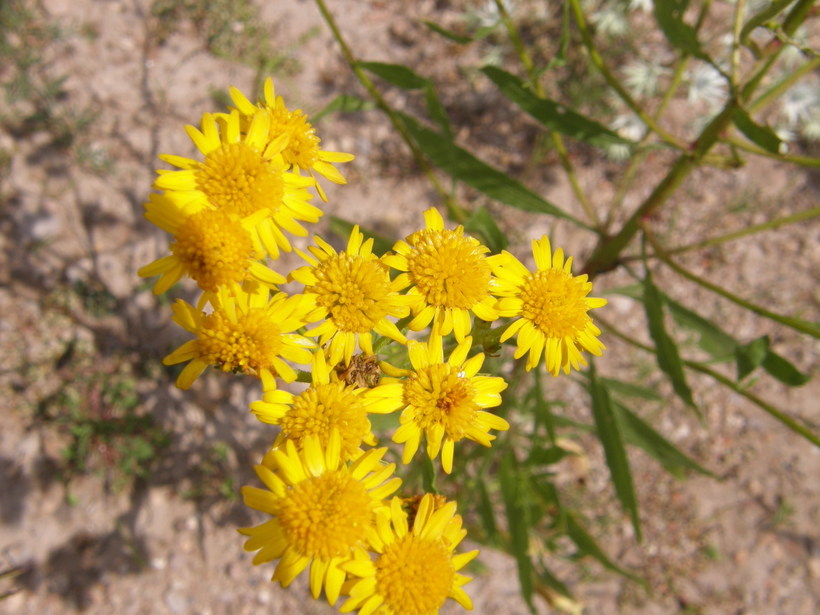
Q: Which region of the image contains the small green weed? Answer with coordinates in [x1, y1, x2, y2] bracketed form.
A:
[182, 441, 238, 503]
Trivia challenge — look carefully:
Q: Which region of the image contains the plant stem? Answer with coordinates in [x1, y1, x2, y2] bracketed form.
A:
[749, 56, 820, 114]
[494, 0, 599, 227]
[725, 136, 820, 167]
[621, 206, 820, 260]
[598, 316, 820, 447]
[568, 0, 687, 151]
[313, 0, 468, 222]
[642, 223, 820, 338]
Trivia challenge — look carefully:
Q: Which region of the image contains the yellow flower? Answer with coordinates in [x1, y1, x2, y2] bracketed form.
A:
[162, 285, 314, 390]
[240, 432, 401, 605]
[383, 208, 500, 341]
[290, 226, 410, 367]
[154, 109, 321, 258]
[138, 193, 284, 296]
[492, 236, 607, 375]
[250, 350, 398, 461]
[229, 77, 355, 201]
[340, 494, 478, 615]
[367, 334, 509, 474]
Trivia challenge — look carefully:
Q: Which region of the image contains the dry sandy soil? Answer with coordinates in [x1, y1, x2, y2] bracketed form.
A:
[1, 1, 818, 614]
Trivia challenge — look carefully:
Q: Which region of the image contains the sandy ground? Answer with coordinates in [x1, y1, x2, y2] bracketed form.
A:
[1, 1, 818, 614]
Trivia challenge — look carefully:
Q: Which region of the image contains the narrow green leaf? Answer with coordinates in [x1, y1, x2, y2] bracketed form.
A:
[643, 269, 696, 407]
[761, 350, 810, 386]
[481, 66, 633, 148]
[476, 480, 499, 545]
[421, 453, 438, 494]
[612, 400, 715, 478]
[358, 61, 428, 89]
[664, 295, 737, 360]
[589, 363, 642, 540]
[565, 512, 645, 585]
[535, 563, 573, 600]
[398, 112, 577, 223]
[328, 216, 394, 257]
[601, 377, 663, 402]
[653, 0, 711, 61]
[464, 206, 508, 253]
[500, 453, 535, 611]
[422, 20, 473, 44]
[736, 335, 770, 381]
[733, 108, 783, 154]
[526, 446, 573, 467]
[311, 94, 373, 123]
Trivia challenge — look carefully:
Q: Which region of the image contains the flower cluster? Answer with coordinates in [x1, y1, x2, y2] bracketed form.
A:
[139, 79, 607, 614]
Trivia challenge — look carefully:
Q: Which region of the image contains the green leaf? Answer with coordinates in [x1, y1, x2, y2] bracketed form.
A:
[526, 446, 574, 467]
[500, 453, 536, 611]
[652, 0, 711, 62]
[476, 479, 499, 545]
[761, 350, 810, 386]
[481, 66, 633, 148]
[534, 563, 573, 600]
[565, 512, 645, 585]
[589, 362, 642, 540]
[397, 112, 578, 223]
[601, 377, 663, 402]
[612, 400, 715, 478]
[328, 216, 394, 257]
[733, 108, 783, 154]
[464, 205, 508, 253]
[664, 294, 737, 360]
[310, 94, 374, 123]
[359, 61, 428, 89]
[422, 20, 473, 44]
[643, 269, 696, 407]
[359, 61, 452, 136]
[736, 335, 770, 381]
[421, 453, 438, 494]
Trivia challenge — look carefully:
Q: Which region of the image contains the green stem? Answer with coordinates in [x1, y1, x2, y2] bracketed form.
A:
[643, 224, 820, 338]
[313, 0, 468, 221]
[495, 0, 599, 226]
[731, 0, 747, 85]
[568, 0, 687, 151]
[598, 316, 820, 447]
[749, 56, 820, 114]
[583, 101, 739, 277]
[725, 136, 820, 167]
[622, 206, 820, 260]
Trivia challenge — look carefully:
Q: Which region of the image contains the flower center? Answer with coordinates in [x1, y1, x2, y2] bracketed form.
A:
[281, 383, 371, 460]
[309, 253, 392, 333]
[268, 107, 320, 169]
[196, 308, 283, 376]
[520, 269, 592, 339]
[171, 209, 255, 291]
[278, 470, 374, 561]
[403, 364, 477, 440]
[375, 534, 454, 615]
[406, 228, 491, 309]
[195, 142, 284, 217]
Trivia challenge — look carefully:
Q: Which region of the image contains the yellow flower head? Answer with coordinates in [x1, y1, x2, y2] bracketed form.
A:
[250, 350, 399, 461]
[384, 208, 500, 342]
[492, 236, 607, 375]
[367, 334, 509, 474]
[229, 77, 355, 201]
[154, 109, 322, 258]
[162, 285, 315, 390]
[240, 432, 401, 605]
[290, 226, 410, 366]
[340, 494, 478, 615]
[138, 193, 284, 296]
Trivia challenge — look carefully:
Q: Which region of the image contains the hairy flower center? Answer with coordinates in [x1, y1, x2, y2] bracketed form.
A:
[375, 534, 454, 615]
[196, 308, 283, 376]
[281, 383, 371, 460]
[403, 364, 477, 440]
[196, 142, 284, 217]
[268, 106, 320, 168]
[310, 253, 392, 333]
[278, 471, 373, 561]
[521, 269, 592, 338]
[406, 229, 491, 309]
[171, 210, 254, 291]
